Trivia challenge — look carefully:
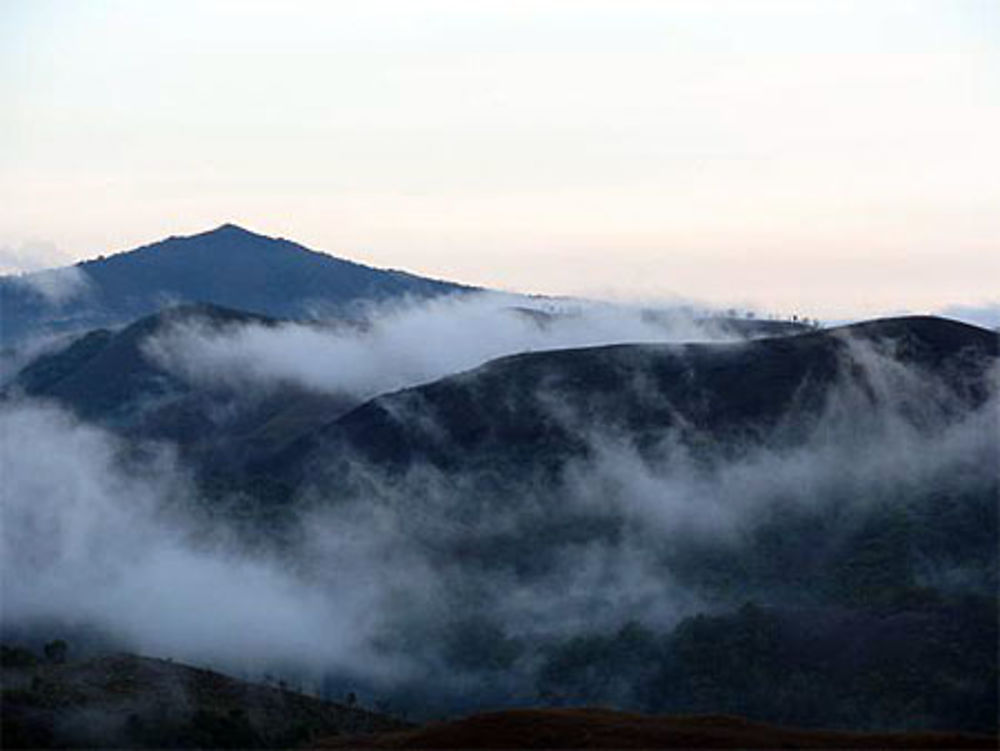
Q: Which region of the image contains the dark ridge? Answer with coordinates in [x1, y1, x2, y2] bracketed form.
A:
[699, 316, 813, 338]
[8, 303, 279, 421]
[0, 650, 408, 749]
[0, 225, 476, 344]
[4, 304, 358, 494]
[263, 315, 995, 487]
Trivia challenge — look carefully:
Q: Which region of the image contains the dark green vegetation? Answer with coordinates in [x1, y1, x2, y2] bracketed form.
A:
[0, 647, 407, 749]
[10, 304, 274, 422]
[0, 223, 472, 345]
[3, 303, 357, 498]
[282, 315, 994, 478]
[534, 598, 997, 732]
[263, 315, 995, 731]
[3, 282, 997, 739]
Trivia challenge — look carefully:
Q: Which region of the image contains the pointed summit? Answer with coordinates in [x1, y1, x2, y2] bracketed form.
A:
[0, 226, 476, 344]
[207, 222, 258, 236]
[182, 222, 268, 243]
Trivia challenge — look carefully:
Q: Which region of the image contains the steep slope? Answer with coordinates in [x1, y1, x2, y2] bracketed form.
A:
[4, 304, 358, 480]
[9, 304, 270, 421]
[240, 316, 997, 731]
[274, 316, 996, 485]
[3, 315, 995, 731]
[0, 224, 473, 344]
[0, 650, 407, 748]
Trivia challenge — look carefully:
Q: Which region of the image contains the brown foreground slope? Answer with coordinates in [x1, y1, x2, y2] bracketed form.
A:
[314, 707, 998, 749]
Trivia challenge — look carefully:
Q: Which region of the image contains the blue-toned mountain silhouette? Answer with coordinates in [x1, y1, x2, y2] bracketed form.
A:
[0, 224, 474, 344]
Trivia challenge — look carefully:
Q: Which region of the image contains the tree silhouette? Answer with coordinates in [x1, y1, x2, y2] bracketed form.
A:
[43, 639, 68, 664]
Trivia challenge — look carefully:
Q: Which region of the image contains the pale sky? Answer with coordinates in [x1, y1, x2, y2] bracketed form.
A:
[2, 0, 998, 318]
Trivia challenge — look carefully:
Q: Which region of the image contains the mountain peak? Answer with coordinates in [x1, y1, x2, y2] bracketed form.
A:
[0, 224, 473, 344]
[199, 222, 263, 239]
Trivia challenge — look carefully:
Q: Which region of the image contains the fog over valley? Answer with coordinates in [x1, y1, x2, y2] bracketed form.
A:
[4, 2, 996, 744]
[1, 231, 996, 746]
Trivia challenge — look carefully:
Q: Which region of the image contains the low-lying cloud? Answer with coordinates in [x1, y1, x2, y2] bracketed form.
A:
[144, 293, 742, 402]
[0, 402, 407, 684]
[1, 314, 995, 718]
[9, 265, 93, 307]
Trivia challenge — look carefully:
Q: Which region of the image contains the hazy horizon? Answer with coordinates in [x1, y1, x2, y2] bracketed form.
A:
[2, 1, 997, 320]
[1, 5, 998, 733]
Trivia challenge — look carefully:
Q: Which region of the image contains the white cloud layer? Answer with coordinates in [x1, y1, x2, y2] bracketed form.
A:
[144, 293, 739, 401]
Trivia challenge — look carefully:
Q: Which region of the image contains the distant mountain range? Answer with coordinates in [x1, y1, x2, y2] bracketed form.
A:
[0, 224, 474, 345]
[266, 315, 996, 489]
[14, 303, 992, 509]
[1, 224, 996, 736]
[248, 315, 996, 730]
